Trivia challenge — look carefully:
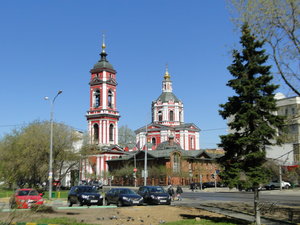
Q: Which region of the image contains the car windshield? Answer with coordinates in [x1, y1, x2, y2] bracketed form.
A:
[119, 189, 136, 195]
[18, 190, 39, 196]
[149, 187, 165, 193]
[78, 186, 98, 193]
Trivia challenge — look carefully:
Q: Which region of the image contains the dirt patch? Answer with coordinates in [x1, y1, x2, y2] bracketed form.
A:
[0, 205, 228, 225]
[202, 202, 300, 223]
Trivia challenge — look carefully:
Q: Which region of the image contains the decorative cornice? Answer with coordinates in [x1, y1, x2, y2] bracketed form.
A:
[89, 77, 118, 86]
[107, 78, 118, 86]
[86, 112, 120, 119]
[90, 67, 116, 74]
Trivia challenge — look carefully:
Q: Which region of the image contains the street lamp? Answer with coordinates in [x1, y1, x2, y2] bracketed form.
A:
[44, 90, 62, 199]
[144, 125, 148, 186]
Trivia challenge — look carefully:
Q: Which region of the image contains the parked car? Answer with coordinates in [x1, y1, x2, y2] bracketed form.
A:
[68, 185, 103, 207]
[190, 182, 200, 190]
[105, 188, 143, 207]
[9, 188, 44, 209]
[264, 181, 291, 190]
[137, 186, 171, 205]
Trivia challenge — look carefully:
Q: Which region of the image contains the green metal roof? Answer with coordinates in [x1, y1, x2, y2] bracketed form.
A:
[93, 60, 114, 70]
[156, 92, 181, 103]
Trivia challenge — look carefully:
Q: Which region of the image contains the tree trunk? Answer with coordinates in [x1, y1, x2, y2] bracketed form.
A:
[254, 188, 261, 225]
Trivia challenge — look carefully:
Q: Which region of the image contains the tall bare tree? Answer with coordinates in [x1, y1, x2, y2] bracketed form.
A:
[118, 125, 136, 149]
[227, 0, 300, 96]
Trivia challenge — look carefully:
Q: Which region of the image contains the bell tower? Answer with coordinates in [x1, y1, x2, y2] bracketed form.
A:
[86, 36, 120, 146]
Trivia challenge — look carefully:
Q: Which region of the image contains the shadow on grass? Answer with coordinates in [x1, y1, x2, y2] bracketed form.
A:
[180, 214, 252, 225]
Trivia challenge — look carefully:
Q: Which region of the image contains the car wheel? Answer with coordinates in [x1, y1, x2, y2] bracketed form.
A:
[68, 200, 73, 207]
[117, 200, 123, 207]
[285, 185, 289, 189]
[79, 201, 84, 206]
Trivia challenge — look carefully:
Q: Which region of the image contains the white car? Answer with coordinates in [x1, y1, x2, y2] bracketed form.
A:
[265, 181, 291, 190]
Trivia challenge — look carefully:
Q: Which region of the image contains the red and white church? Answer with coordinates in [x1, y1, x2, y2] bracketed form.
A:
[135, 66, 200, 151]
[80, 39, 220, 185]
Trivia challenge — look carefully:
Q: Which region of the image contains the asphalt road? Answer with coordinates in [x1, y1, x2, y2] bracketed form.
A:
[181, 188, 300, 207]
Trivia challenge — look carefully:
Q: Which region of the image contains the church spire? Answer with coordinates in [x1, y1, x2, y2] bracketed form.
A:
[164, 64, 171, 80]
[162, 64, 172, 93]
[102, 33, 106, 53]
[100, 34, 107, 62]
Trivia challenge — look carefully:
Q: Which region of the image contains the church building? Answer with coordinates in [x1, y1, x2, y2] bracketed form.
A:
[80, 38, 223, 186]
[80, 38, 125, 184]
[135, 67, 200, 151]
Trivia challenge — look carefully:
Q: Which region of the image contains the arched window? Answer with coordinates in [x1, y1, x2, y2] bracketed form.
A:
[94, 90, 100, 107]
[169, 110, 174, 121]
[109, 124, 114, 142]
[108, 90, 113, 108]
[158, 111, 162, 121]
[152, 137, 156, 146]
[173, 152, 180, 173]
[190, 137, 194, 150]
[93, 123, 99, 142]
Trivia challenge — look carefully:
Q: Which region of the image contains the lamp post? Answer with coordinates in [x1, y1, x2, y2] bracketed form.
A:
[144, 125, 148, 186]
[45, 90, 62, 199]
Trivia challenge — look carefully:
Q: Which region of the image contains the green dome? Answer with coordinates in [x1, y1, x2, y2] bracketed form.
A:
[93, 60, 114, 70]
[156, 92, 180, 103]
[91, 51, 115, 71]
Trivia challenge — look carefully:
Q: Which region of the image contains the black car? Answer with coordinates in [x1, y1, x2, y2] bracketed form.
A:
[68, 185, 103, 207]
[137, 186, 171, 205]
[105, 188, 143, 207]
[190, 182, 201, 190]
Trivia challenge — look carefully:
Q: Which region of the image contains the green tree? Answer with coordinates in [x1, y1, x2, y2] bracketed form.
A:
[0, 120, 80, 188]
[227, 0, 300, 96]
[219, 24, 285, 225]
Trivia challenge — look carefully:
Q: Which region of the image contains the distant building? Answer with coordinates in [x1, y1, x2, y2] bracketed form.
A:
[265, 93, 300, 166]
[107, 136, 224, 186]
[226, 92, 300, 166]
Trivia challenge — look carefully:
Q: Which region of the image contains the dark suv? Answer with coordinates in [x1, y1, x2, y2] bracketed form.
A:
[68, 186, 103, 207]
[137, 186, 171, 205]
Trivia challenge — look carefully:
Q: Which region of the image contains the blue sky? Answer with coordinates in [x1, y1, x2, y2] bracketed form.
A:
[0, 1, 288, 148]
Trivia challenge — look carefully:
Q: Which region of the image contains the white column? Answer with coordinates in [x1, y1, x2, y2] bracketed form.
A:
[103, 71, 107, 109]
[195, 133, 200, 150]
[102, 120, 106, 144]
[106, 120, 109, 144]
[180, 131, 184, 149]
[184, 131, 189, 150]
[96, 156, 100, 176]
[115, 121, 118, 145]
[99, 120, 102, 144]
